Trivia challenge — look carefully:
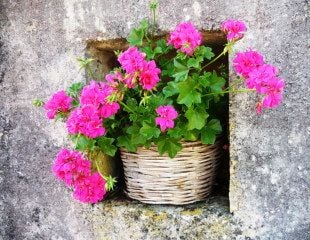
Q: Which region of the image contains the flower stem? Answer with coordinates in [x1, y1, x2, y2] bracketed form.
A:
[118, 101, 135, 113]
[225, 77, 245, 91]
[202, 51, 225, 70]
[202, 88, 255, 97]
[94, 158, 106, 180]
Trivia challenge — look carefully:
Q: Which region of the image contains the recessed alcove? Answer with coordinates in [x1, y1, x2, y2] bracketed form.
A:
[85, 31, 230, 208]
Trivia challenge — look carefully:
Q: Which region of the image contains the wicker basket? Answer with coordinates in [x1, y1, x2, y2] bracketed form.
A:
[120, 141, 222, 205]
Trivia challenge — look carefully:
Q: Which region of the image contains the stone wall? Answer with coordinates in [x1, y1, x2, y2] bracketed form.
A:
[0, 0, 309, 239]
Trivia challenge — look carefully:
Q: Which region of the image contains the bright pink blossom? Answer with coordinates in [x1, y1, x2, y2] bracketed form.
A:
[118, 47, 146, 73]
[155, 105, 178, 132]
[80, 81, 114, 107]
[52, 149, 91, 186]
[139, 60, 161, 90]
[168, 22, 202, 55]
[66, 104, 106, 138]
[123, 73, 137, 88]
[261, 77, 285, 108]
[246, 64, 279, 93]
[73, 172, 107, 204]
[100, 102, 120, 118]
[44, 90, 73, 119]
[233, 50, 264, 78]
[247, 65, 285, 114]
[105, 71, 123, 87]
[221, 19, 247, 41]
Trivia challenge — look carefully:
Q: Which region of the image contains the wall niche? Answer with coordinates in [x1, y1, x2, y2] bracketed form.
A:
[85, 31, 230, 204]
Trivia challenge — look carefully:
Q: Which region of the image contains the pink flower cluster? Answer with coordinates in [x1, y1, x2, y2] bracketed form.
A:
[117, 47, 161, 90]
[233, 50, 285, 114]
[66, 81, 120, 138]
[221, 19, 247, 41]
[66, 105, 106, 138]
[168, 22, 202, 55]
[155, 105, 178, 132]
[52, 149, 107, 203]
[44, 90, 73, 119]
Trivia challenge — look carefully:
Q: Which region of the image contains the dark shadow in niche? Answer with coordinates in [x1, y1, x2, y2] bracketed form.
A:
[86, 31, 229, 205]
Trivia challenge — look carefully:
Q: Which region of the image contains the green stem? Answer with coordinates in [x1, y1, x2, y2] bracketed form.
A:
[150, 1, 157, 37]
[118, 101, 135, 113]
[95, 158, 106, 180]
[225, 77, 245, 91]
[201, 51, 225, 70]
[202, 88, 255, 97]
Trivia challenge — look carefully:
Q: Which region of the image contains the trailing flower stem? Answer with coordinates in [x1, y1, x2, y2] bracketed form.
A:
[118, 101, 135, 113]
[202, 51, 225, 70]
[225, 77, 245, 91]
[202, 88, 255, 97]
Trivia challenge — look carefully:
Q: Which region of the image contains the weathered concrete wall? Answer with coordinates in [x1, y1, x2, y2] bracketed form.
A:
[0, 0, 309, 239]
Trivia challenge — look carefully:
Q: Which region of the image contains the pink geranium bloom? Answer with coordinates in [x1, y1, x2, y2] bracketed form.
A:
[66, 104, 106, 138]
[52, 149, 91, 186]
[155, 105, 178, 132]
[233, 50, 264, 78]
[139, 60, 161, 90]
[105, 71, 123, 87]
[252, 69, 285, 114]
[118, 47, 146, 73]
[262, 92, 283, 109]
[262, 77, 285, 108]
[44, 90, 73, 119]
[168, 22, 202, 55]
[123, 73, 137, 88]
[221, 19, 247, 41]
[246, 64, 279, 93]
[73, 172, 107, 204]
[80, 81, 114, 107]
[100, 102, 120, 118]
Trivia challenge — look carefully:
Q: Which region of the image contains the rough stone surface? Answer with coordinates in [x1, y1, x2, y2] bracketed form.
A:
[0, 0, 309, 239]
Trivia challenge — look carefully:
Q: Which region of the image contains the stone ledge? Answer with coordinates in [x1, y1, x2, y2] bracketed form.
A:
[82, 196, 245, 240]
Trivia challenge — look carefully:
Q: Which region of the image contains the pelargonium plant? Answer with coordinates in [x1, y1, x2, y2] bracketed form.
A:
[34, 6, 285, 203]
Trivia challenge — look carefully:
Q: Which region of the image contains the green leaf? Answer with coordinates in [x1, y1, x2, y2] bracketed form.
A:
[157, 137, 182, 158]
[156, 39, 172, 54]
[161, 61, 174, 77]
[127, 20, 149, 46]
[195, 46, 215, 60]
[177, 78, 201, 107]
[209, 71, 226, 93]
[127, 125, 147, 145]
[97, 137, 117, 156]
[183, 129, 199, 141]
[198, 72, 212, 87]
[66, 82, 84, 98]
[141, 46, 155, 59]
[167, 126, 183, 139]
[201, 119, 222, 144]
[32, 99, 44, 107]
[74, 135, 96, 151]
[163, 81, 179, 98]
[140, 123, 161, 140]
[172, 59, 189, 81]
[185, 106, 209, 130]
[187, 56, 203, 69]
[117, 136, 137, 152]
[76, 57, 94, 70]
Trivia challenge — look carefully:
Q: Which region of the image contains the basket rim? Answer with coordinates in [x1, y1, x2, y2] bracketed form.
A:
[120, 139, 222, 153]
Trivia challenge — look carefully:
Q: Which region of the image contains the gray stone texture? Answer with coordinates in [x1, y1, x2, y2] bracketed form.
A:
[0, 0, 309, 239]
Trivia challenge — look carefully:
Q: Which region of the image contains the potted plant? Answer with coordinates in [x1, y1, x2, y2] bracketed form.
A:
[34, 3, 285, 204]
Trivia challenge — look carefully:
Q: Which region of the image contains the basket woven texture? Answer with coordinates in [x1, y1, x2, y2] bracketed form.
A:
[120, 141, 222, 205]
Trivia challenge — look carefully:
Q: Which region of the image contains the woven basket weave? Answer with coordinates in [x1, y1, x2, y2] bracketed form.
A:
[120, 141, 222, 205]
